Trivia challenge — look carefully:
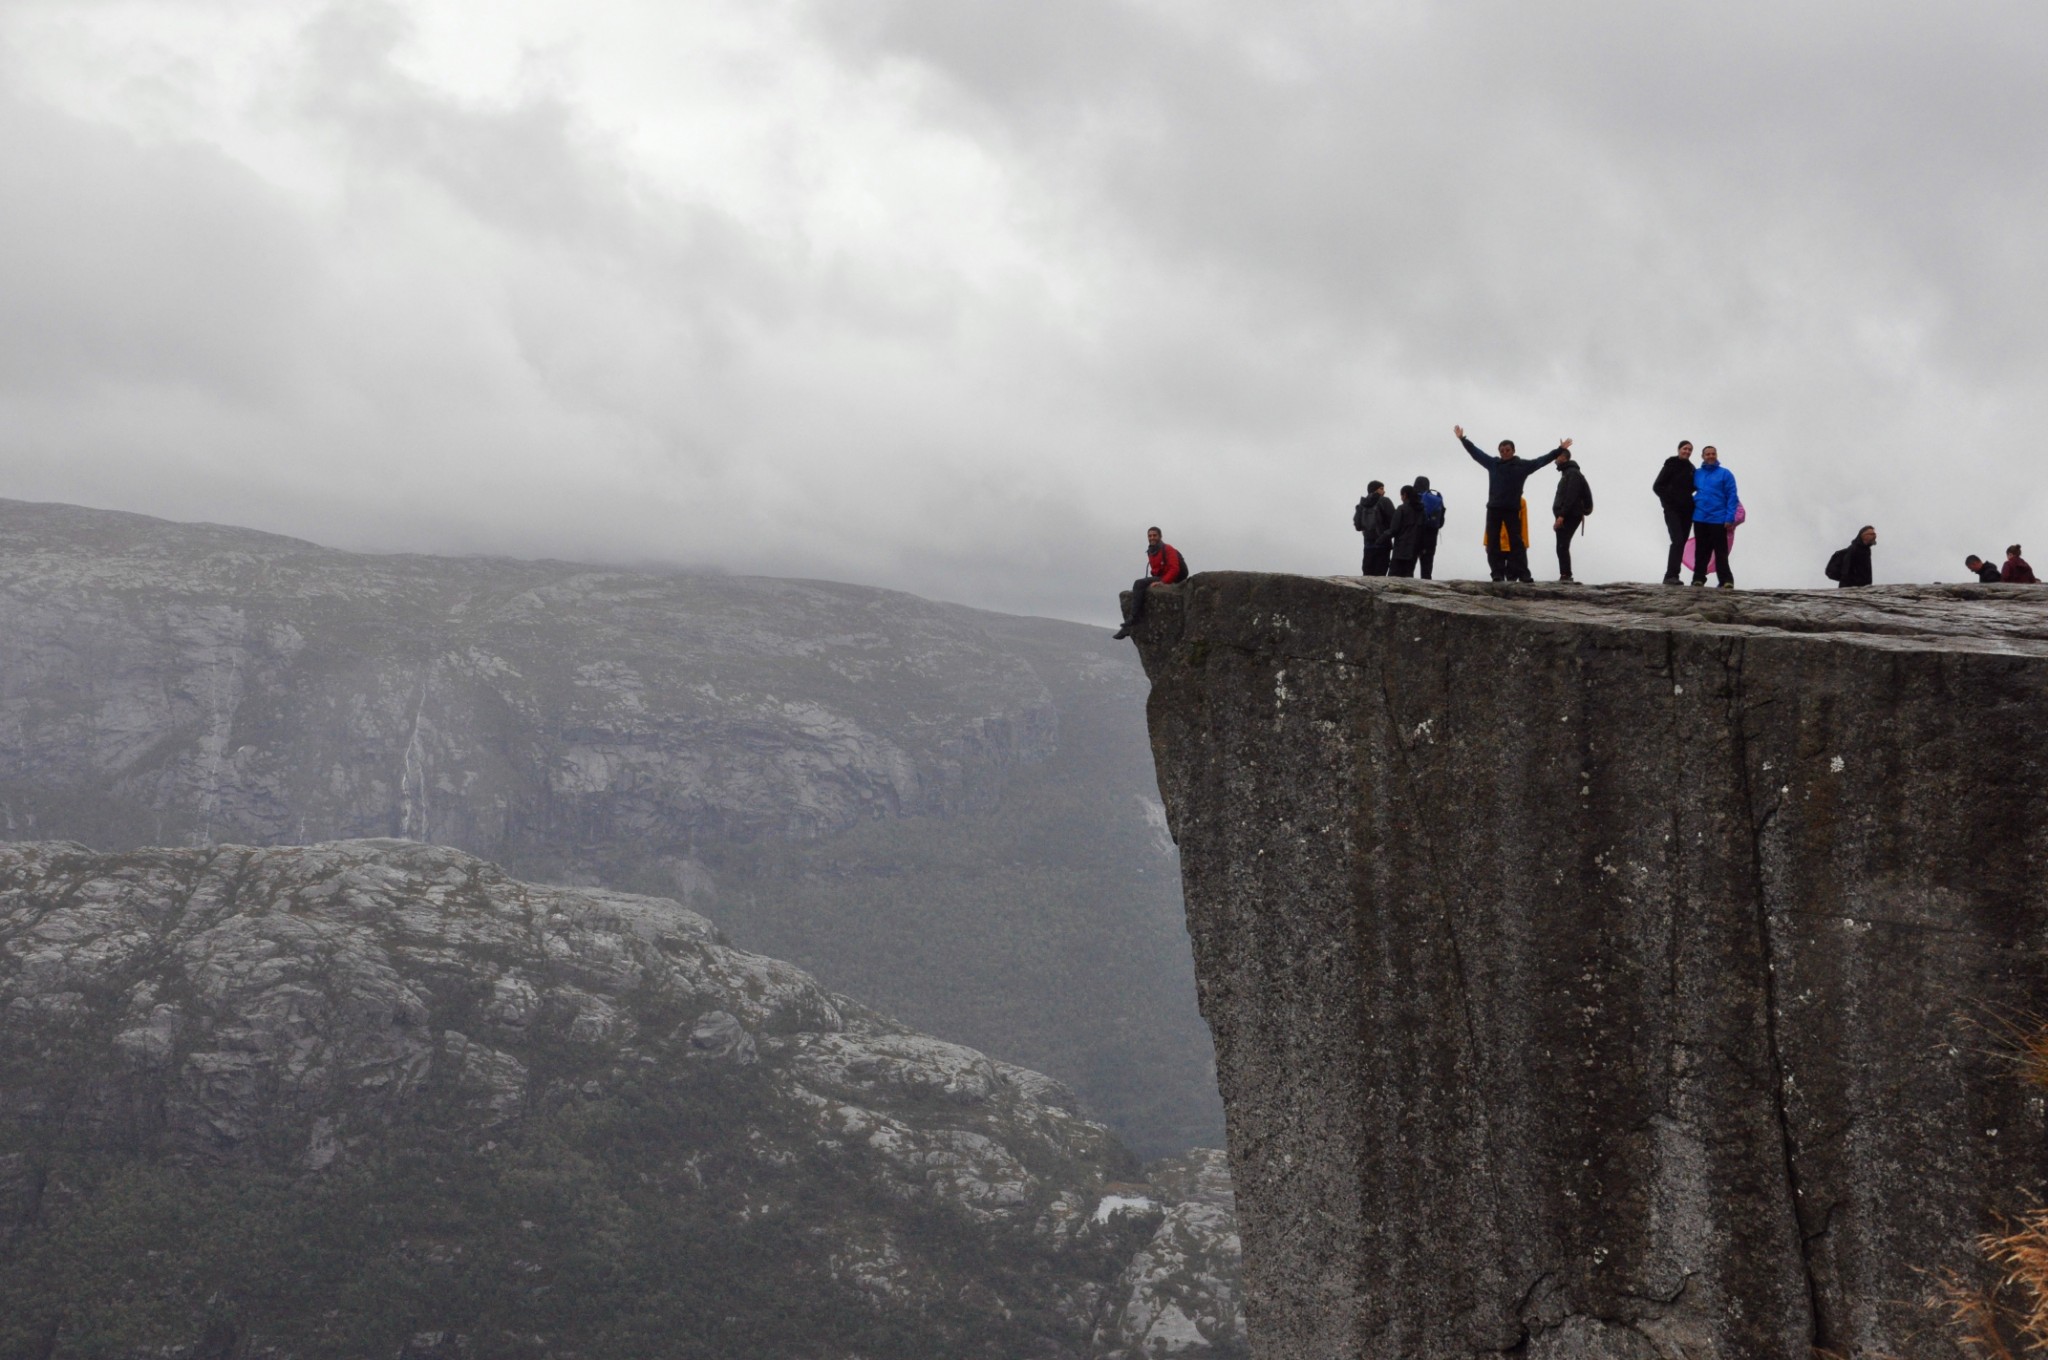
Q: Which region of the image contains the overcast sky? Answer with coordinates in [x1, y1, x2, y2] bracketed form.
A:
[4, 1, 2046, 620]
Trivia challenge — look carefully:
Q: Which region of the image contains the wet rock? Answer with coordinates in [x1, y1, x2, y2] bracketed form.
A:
[1135, 575, 2048, 1360]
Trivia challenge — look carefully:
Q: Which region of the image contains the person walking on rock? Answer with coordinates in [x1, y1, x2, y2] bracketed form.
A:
[1551, 450, 1594, 583]
[1456, 426, 1568, 583]
[1690, 446, 1739, 588]
[2004, 545, 2039, 584]
[1829, 526, 1876, 587]
[1966, 554, 2005, 583]
[1388, 485, 1427, 578]
[1354, 481, 1396, 576]
[1412, 476, 1446, 580]
[1652, 440, 1696, 584]
[1112, 527, 1188, 639]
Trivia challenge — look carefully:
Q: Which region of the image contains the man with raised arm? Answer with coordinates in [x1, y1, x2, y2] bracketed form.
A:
[1455, 426, 1569, 584]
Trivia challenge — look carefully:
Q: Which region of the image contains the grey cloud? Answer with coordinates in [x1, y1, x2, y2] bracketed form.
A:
[2, 0, 2047, 618]
[0, 96, 316, 398]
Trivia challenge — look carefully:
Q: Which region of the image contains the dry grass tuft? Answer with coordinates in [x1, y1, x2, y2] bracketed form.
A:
[1932, 1016, 2048, 1358]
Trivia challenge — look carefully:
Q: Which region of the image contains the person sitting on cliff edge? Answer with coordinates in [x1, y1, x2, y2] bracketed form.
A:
[1455, 425, 1569, 584]
[1113, 527, 1189, 640]
[1966, 554, 2005, 583]
[2004, 545, 2039, 584]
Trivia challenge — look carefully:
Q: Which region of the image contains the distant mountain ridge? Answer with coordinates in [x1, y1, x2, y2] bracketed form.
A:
[0, 498, 1220, 1155]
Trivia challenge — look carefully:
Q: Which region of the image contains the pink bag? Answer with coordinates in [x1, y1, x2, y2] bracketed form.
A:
[1681, 503, 1745, 573]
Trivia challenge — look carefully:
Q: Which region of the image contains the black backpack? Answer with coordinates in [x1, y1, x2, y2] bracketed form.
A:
[1824, 548, 1849, 582]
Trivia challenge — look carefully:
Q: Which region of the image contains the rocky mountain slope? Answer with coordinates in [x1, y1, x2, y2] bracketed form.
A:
[1135, 574, 2048, 1360]
[0, 498, 1217, 1155]
[0, 839, 1241, 1359]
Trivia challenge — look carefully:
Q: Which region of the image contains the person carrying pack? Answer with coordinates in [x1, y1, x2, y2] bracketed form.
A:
[1353, 481, 1396, 576]
[1413, 475, 1446, 580]
[1550, 450, 1594, 583]
[1825, 527, 1875, 587]
[1112, 527, 1189, 639]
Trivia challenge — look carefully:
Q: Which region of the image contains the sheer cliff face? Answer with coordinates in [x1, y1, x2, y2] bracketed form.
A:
[1136, 575, 2048, 1360]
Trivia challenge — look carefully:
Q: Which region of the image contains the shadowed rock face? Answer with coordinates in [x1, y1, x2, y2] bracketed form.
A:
[0, 839, 1242, 1358]
[1134, 574, 2048, 1360]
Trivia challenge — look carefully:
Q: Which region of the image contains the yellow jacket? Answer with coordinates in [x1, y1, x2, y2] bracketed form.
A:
[1486, 500, 1530, 551]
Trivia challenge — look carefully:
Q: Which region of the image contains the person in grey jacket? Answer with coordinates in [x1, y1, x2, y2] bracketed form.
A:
[1551, 451, 1594, 583]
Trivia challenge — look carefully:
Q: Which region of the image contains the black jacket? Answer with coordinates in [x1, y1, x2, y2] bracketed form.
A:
[1353, 493, 1395, 545]
[1552, 463, 1594, 519]
[1652, 455, 1695, 512]
[1461, 438, 1564, 507]
[1390, 501, 1428, 559]
[1976, 562, 2004, 583]
[1837, 538, 1874, 588]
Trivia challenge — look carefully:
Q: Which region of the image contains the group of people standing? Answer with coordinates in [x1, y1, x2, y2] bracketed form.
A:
[1356, 430, 1734, 587]
[1350, 477, 1447, 579]
[1110, 430, 2040, 638]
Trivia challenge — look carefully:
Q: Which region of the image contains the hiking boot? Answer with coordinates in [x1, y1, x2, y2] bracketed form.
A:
[1660, 575, 1681, 585]
[1558, 575, 1577, 584]
[1111, 624, 1132, 640]
[1716, 581, 1735, 590]
[1690, 578, 1706, 587]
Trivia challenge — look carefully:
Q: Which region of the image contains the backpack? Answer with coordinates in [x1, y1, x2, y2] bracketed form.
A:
[1352, 497, 1370, 533]
[1824, 548, 1849, 582]
[1420, 489, 1446, 530]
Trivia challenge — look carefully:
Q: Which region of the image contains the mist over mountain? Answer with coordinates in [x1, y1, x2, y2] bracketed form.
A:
[0, 497, 1219, 1158]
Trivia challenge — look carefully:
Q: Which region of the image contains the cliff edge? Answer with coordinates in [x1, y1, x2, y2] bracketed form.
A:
[1133, 575, 2048, 1359]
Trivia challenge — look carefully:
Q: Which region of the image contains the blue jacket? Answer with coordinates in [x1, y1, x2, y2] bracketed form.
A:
[1461, 437, 1564, 507]
[1692, 463, 1739, 524]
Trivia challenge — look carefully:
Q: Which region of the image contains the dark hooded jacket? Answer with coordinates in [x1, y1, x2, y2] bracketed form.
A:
[1974, 561, 2005, 583]
[1652, 455, 1695, 513]
[1390, 499, 1428, 560]
[1552, 462, 1594, 520]
[1836, 536, 1873, 588]
[1461, 438, 1564, 507]
[1353, 492, 1395, 546]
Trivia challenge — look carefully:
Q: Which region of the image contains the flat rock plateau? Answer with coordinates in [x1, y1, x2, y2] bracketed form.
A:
[1134, 574, 2048, 1360]
[0, 839, 1243, 1359]
[0, 498, 1217, 1157]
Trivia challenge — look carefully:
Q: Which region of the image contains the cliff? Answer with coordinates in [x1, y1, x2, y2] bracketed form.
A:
[0, 839, 1242, 1358]
[0, 498, 1218, 1156]
[1134, 574, 2048, 1360]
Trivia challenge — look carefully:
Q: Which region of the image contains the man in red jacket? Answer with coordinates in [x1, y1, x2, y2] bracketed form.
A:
[1113, 527, 1189, 639]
